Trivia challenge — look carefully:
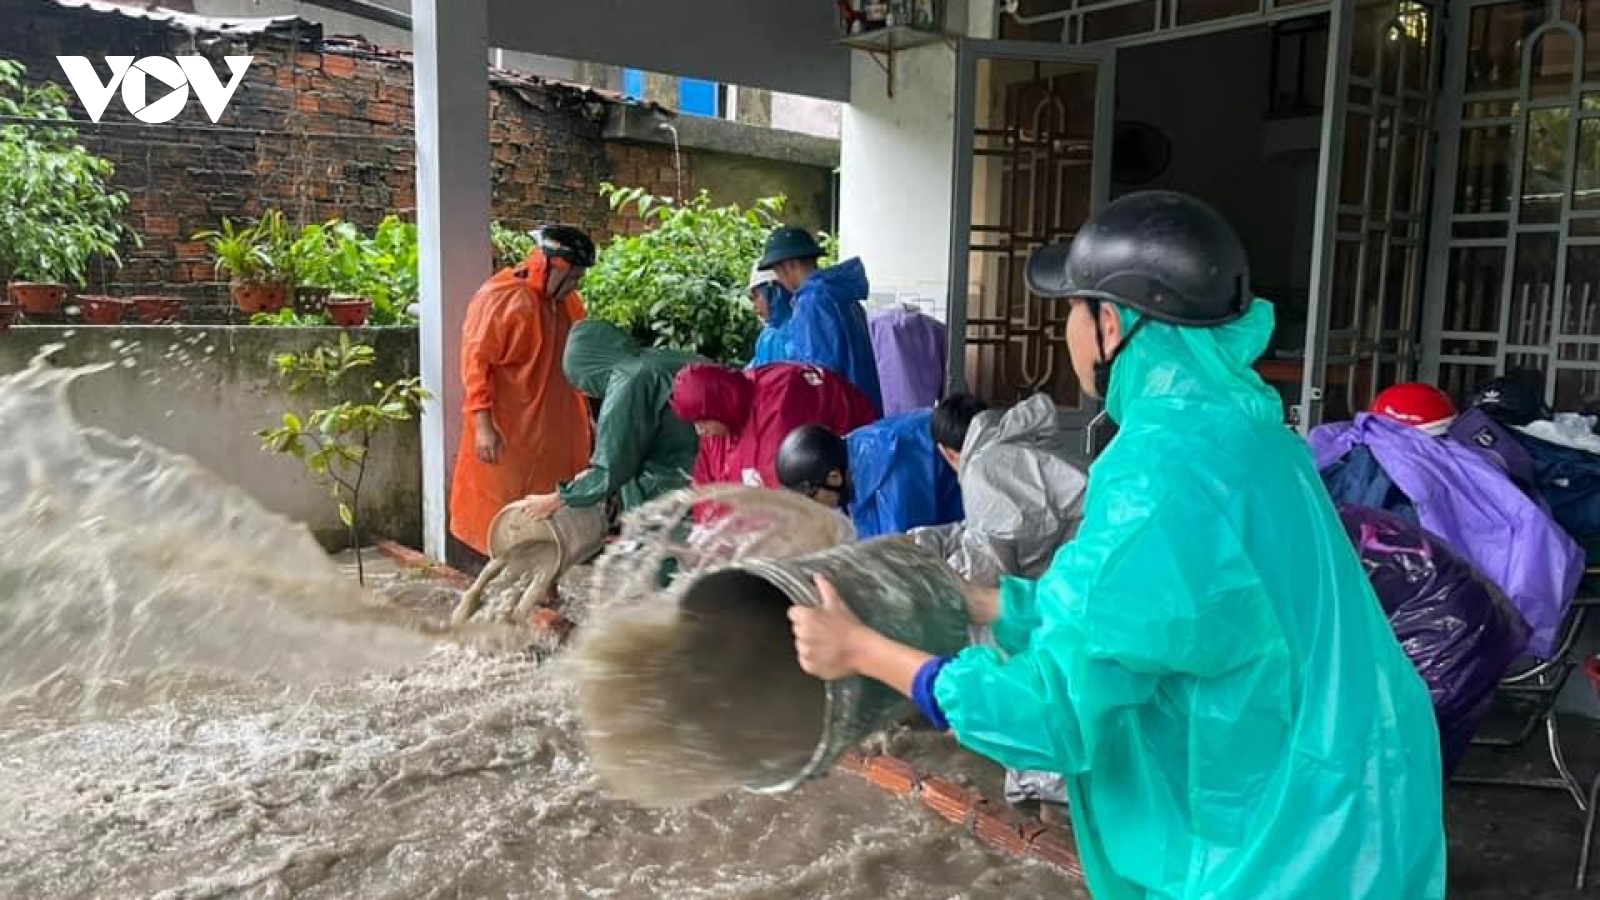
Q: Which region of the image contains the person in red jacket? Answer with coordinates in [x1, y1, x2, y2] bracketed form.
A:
[670, 361, 879, 489]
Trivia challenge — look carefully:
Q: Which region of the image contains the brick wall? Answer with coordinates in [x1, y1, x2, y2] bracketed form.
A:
[0, 0, 691, 314]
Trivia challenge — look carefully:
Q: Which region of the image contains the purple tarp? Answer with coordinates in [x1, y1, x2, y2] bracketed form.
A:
[870, 306, 946, 416]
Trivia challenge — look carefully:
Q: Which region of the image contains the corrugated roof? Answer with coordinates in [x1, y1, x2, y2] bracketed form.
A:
[45, 0, 312, 37]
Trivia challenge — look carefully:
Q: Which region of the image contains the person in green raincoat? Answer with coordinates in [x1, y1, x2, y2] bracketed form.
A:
[518, 321, 701, 521]
[789, 191, 1447, 900]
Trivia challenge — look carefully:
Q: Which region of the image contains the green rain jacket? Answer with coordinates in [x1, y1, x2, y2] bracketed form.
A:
[559, 321, 701, 512]
[934, 300, 1446, 900]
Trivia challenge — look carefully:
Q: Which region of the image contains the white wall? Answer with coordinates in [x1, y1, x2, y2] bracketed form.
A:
[770, 93, 843, 140]
[838, 45, 959, 321]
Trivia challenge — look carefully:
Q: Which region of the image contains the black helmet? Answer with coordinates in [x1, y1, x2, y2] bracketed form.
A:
[775, 425, 848, 495]
[538, 224, 597, 268]
[1467, 375, 1551, 427]
[1025, 191, 1251, 327]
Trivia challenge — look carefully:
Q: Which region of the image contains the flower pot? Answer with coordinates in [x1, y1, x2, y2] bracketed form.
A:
[0, 302, 17, 331]
[8, 282, 67, 315]
[79, 295, 130, 325]
[231, 281, 289, 315]
[327, 297, 373, 328]
[130, 295, 184, 325]
[294, 285, 332, 315]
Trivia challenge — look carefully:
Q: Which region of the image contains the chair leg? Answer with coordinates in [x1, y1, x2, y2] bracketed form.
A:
[1548, 715, 1588, 811]
[1577, 772, 1600, 889]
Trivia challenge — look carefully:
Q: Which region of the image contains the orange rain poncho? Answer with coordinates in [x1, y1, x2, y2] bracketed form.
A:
[448, 251, 593, 554]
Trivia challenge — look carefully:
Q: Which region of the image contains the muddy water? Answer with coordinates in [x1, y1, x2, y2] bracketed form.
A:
[0, 355, 1084, 899]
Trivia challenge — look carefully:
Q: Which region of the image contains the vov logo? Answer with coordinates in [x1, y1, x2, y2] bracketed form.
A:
[55, 56, 253, 124]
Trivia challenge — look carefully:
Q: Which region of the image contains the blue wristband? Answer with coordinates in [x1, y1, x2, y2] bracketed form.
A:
[912, 656, 954, 732]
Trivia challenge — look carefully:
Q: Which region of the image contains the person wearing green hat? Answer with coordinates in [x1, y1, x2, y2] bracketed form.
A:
[758, 226, 883, 413]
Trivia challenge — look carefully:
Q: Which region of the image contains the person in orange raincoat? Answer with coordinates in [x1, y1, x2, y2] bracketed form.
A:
[448, 225, 597, 566]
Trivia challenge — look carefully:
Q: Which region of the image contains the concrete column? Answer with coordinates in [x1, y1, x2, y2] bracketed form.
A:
[413, 0, 491, 561]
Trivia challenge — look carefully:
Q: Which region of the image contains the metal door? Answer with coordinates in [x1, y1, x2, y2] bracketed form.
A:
[946, 39, 1115, 438]
[1421, 0, 1600, 412]
[1300, 0, 1442, 428]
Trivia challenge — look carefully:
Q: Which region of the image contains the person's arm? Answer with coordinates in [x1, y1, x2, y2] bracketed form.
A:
[461, 290, 522, 463]
[786, 294, 846, 374]
[558, 377, 657, 508]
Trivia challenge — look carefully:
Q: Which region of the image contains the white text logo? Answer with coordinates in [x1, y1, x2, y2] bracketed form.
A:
[55, 56, 253, 124]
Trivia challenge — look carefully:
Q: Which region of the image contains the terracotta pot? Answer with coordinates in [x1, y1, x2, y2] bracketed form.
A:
[231, 281, 290, 315]
[327, 297, 373, 328]
[131, 295, 184, 324]
[0, 302, 17, 331]
[8, 282, 67, 315]
[294, 285, 332, 315]
[79, 295, 130, 325]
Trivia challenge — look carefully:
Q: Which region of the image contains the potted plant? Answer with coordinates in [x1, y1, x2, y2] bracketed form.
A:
[0, 59, 134, 316]
[326, 295, 373, 328]
[195, 210, 291, 315]
[287, 221, 337, 315]
[130, 295, 184, 324]
[78, 295, 130, 325]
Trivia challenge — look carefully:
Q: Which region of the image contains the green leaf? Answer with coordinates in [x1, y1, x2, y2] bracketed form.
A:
[338, 502, 355, 529]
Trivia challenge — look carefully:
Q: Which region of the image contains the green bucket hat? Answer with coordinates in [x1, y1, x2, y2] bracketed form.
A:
[758, 226, 824, 271]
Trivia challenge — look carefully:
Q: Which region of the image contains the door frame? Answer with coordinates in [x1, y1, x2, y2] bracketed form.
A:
[944, 37, 1117, 430]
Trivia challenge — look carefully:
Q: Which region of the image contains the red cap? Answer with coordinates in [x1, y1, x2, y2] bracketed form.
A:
[1371, 383, 1458, 436]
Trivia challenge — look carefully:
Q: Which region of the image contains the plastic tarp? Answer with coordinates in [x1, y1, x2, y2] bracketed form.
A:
[1338, 504, 1531, 777]
[1311, 414, 1583, 658]
[781, 258, 884, 413]
[559, 321, 701, 512]
[932, 300, 1447, 900]
[846, 409, 963, 540]
[869, 305, 947, 416]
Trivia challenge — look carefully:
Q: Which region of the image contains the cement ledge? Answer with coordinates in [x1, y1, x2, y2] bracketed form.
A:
[603, 105, 841, 171]
[370, 540, 1084, 881]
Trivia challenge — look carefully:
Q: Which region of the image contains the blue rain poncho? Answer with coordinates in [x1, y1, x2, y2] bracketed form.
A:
[846, 409, 963, 540]
[782, 258, 884, 413]
[747, 283, 794, 370]
[931, 300, 1447, 900]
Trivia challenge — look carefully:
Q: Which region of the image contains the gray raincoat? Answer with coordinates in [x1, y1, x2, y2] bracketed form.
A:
[909, 392, 1088, 808]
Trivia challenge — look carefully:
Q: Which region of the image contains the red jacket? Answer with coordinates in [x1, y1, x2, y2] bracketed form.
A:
[671, 362, 880, 489]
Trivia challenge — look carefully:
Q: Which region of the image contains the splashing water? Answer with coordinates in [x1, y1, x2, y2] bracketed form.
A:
[0, 356, 1084, 899]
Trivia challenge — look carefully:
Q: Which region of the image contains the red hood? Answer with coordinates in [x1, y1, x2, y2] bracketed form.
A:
[671, 362, 753, 430]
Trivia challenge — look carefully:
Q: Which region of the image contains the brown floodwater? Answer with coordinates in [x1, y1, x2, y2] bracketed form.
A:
[0, 356, 1085, 900]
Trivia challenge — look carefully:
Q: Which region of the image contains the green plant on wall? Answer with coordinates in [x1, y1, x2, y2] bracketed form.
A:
[581, 184, 793, 365]
[0, 58, 135, 285]
[258, 333, 430, 584]
[492, 222, 539, 267]
[251, 215, 418, 327]
[196, 208, 293, 285]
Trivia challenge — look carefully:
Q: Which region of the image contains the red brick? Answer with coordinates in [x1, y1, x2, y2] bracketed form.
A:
[528, 608, 575, 642]
[1027, 827, 1084, 877]
[294, 51, 322, 71]
[971, 799, 1047, 858]
[919, 776, 981, 825]
[143, 214, 179, 237]
[174, 241, 209, 261]
[293, 94, 319, 115]
[836, 752, 869, 773]
[320, 95, 354, 118]
[322, 53, 358, 79]
[367, 101, 399, 124]
[865, 756, 919, 796]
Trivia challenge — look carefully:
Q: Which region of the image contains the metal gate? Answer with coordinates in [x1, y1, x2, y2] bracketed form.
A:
[946, 40, 1113, 422]
[1421, 0, 1600, 412]
[1300, 0, 1440, 426]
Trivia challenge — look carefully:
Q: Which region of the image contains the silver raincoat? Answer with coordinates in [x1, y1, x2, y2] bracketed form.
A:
[909, 392, 1088, 807]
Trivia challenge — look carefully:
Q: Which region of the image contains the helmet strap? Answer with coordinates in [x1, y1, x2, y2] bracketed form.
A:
[1089, 299, 1147, 399]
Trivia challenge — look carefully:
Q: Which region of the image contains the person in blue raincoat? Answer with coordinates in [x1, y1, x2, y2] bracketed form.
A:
[788, 191, 1447, 900]
[757, 226, 884, 413]
[745, 264, 793, 369]
[774, 412, 962, 541]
